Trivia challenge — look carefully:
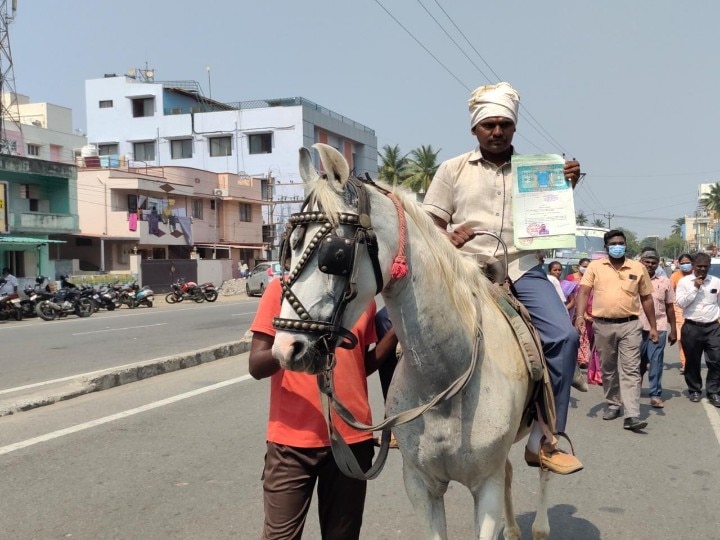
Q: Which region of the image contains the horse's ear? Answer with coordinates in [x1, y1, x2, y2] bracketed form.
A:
[312, 143, 350, 189]
[298, 147, 318, 183]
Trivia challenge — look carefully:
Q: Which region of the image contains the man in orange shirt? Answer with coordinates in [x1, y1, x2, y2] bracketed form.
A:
[575, 230, 658, 432]
[249, 278, 396, 539]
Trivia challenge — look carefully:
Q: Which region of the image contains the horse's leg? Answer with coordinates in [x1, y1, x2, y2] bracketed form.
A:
[472, 470, 505, 540]
[503, 459, 521, 540]
[531, 468, 552, 540]
[402, 462, 448, 540]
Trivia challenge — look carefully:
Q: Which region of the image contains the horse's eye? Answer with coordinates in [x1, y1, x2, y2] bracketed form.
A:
[290, 226, 305, 250]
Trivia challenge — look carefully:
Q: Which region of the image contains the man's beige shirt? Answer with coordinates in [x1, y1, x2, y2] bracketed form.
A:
[580, 257, 654, 318]
[423, 147, 538, 281]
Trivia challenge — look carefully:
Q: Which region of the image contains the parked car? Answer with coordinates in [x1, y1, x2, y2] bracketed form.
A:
[246, 261, 283, 296]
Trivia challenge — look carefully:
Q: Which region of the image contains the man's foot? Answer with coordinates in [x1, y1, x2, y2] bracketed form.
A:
[603, 407, 622, 420]
[571, 368, 588, 392]
[679, 366, 685, 374]
[708, 394, 720, 408]
[623, 417, 648, 431]
[689, 391, 702, 403]
[524, 443, 583, 475]
[650, 397, 664, 408]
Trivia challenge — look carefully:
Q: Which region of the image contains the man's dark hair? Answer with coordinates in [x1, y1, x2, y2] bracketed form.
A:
[693, 252, 711, 265]
[603, 229, 626, 245]
[1, 267, 10, 274]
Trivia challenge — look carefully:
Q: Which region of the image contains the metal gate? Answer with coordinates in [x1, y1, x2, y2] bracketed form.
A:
[140, 259, 197, 293]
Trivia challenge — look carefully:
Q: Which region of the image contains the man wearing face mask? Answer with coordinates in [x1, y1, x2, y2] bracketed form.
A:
[574, 230, 658, 431]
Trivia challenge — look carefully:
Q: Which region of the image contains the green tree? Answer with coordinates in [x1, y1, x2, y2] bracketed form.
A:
[402, 145, 441, 193]
[701, 183, 720, 218]
[661, 234, 684, 259]
[617, 227, 640, 257]
[592, 218, 606, 228]
[377, 144, 408, 186]
[671, 217, 685, 236]
[576, 211, 588, 226]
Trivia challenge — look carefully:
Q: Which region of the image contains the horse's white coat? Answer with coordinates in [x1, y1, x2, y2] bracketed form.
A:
[273, 144, 552, 540]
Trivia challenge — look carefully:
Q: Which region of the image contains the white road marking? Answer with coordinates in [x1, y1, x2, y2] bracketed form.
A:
[0, 375, 253, 456]
[702, 400, 720, 446]
[71, 322, 168, 336]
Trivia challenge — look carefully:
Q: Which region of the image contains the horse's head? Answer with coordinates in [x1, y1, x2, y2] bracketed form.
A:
[271, 143, 399, 374]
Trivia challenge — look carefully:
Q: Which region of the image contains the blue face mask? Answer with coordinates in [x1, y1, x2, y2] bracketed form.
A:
[608, 245, 626, 258]
[680, 263, 692, 273]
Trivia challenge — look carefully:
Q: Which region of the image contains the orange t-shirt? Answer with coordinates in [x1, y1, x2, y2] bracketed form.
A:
[250, 278, 376, 447]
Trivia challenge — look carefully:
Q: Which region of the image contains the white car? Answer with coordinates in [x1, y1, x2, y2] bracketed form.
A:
[245, 261, 282, 296]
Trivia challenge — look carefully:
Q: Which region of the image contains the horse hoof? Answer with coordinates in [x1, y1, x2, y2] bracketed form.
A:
[504, 525, 521, 540]
[531, 526, 550, 540]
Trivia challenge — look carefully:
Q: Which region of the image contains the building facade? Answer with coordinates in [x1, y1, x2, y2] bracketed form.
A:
[84, 72, 377, 258]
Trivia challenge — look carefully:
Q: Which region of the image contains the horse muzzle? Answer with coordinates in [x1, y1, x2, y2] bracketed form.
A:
[272, 333, 327, 374]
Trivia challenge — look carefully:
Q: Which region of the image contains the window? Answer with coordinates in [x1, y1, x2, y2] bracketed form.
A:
[29, 199, 39, 212]
[27, 144, 40, 156]
[248, 133, 272, 154]
[131, 97, 155, 118]
[192, 199, 204, 219]
[98, 143, 119, 156]
[99, 100, 113, 108]
[133, 141, 156, 162]
[171, 138, 193, 159]
[209, 136, 232, 157]
[239, 203, 252, 222]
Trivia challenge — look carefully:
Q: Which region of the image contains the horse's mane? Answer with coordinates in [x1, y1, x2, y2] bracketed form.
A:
[307, 177, 496, 336]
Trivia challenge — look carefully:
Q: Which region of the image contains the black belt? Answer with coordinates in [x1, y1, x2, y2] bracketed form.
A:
[594, 315, 639, 324]
[684, 319, 719, 328]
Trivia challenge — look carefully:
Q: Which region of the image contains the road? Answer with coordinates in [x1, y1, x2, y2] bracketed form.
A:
[0, 296, 259, 391]
[0, 339, 719, 538]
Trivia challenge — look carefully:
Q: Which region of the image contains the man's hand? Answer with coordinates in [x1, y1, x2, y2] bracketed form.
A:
[564, 160, 582, 189]
[574, 317, 584, 335]
[449, 224, 476, 249]
[668, 328, 678, 346]
[694, 276, 704, 289]
[649, 328, 659, 343]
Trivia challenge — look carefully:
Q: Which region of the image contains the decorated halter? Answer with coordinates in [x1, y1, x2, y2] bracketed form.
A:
[272, 176, 393, 357]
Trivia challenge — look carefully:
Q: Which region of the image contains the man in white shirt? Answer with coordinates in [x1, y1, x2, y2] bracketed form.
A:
[0, 267, 18, 295]
[675, 252, 720, 406]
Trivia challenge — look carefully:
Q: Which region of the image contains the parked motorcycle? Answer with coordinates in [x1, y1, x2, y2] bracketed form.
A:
[200, 282, 218, 302]
[118, 282, 154, 308]
[0, 279, 23, 321]
[165, 279, 205, 304]
[19, 276, 53, 318]
[35, 287, 94, 321]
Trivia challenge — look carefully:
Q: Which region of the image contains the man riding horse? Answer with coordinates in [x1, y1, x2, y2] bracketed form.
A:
[423, 82, 584, 475]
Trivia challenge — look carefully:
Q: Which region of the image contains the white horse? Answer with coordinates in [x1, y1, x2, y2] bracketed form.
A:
[272, 144, 552, 540]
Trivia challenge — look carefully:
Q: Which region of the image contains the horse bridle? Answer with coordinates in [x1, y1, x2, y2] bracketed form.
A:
[272, 176, 385, 359]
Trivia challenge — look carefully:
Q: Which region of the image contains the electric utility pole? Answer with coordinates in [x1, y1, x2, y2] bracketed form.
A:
[603, 212, 615, 229]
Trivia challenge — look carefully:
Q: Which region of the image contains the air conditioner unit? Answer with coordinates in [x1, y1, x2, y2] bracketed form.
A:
[213, 188, 228, 197]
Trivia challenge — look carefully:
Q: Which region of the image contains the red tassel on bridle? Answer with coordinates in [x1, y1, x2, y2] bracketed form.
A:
[387, 192, 409, 281]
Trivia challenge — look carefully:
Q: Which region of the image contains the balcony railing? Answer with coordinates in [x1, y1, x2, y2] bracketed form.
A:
[10, 212, 79, 233]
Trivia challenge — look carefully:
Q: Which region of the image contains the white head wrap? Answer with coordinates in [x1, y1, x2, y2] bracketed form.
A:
[468, 82, 520, 129]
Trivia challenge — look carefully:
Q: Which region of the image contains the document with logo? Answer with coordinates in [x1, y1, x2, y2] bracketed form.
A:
[511, 154, 576, 250]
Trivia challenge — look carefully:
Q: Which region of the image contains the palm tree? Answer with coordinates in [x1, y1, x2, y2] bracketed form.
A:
[671, 217, 685, 236]
[592, 218, 606, 228]
[576, 211, 588, 226]
[700, 183, 720, 218]
[377, 144, 408, 186]
[402, 145, 441, 193]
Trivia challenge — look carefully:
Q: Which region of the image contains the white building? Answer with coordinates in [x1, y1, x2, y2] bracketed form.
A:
[84, 72, 378, 256]
[2, 92, 87, 163]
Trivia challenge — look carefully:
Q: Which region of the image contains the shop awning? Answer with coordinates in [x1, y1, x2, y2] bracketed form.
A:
[0, 236, 66, 244]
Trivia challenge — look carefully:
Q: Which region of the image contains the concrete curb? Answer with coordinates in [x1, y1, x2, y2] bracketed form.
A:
[0, 337, 252, 417]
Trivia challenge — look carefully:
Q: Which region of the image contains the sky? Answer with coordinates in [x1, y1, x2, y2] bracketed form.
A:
[9, 0, 720, 240]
